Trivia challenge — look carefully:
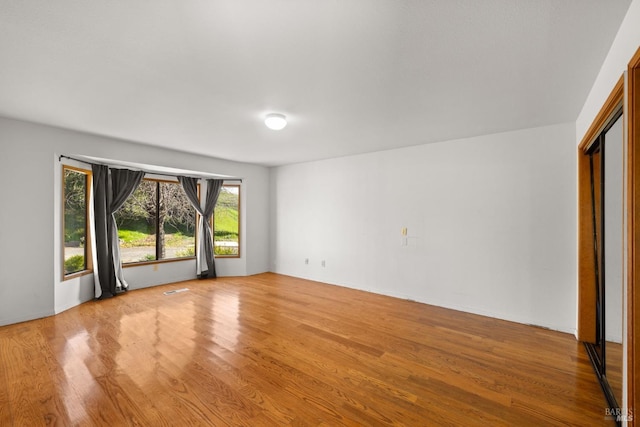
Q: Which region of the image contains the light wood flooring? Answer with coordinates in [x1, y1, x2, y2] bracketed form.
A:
[0, 273, 613, 426]
[606, 341, 624, 412]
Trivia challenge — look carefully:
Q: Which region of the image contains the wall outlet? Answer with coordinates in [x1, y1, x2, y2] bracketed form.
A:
[321, 260, 326, 267]
[305, 258, 309, 265]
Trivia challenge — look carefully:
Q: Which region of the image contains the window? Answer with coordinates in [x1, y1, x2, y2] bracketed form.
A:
[114, 179, 197, 264]
[63, 166, 91, 277]
[214, 185, 240, 257]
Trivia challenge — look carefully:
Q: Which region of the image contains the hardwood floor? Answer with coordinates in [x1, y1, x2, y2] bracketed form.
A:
[607, 341, 624, 410]
[0, 273, 613, 426]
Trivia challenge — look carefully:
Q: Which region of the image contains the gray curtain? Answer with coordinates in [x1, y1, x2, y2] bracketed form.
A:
[109, 168, 144, 291]
[178, 177, 223, 278]
[91, 165, 143, 298]
[92, 164, 113, 298]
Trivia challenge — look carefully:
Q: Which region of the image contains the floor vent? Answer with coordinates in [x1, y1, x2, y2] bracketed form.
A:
[164, 288, 189, 296]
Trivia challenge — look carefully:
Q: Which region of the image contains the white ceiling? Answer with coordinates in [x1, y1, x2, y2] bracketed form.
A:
[0, 1, 632, 167]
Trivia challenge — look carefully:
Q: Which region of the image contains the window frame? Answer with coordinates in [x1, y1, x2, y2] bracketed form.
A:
[61, 165, 93, 280]
[118, 177, 200, 267]
[212, 183, 241, 259]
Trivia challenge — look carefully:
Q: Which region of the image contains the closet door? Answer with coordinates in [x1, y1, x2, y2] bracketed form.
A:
[604, 114, 624, 410]
[586, 140, 604, 373]
[584, 109, 623, 417]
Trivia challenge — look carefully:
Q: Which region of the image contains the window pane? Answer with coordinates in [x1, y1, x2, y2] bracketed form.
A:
[214, 185, 239, 256]
[159, 182, 196, 259]
[115, 181, 157, 263]
[64, 168, 88, 275]
[114, 179, 197, 264]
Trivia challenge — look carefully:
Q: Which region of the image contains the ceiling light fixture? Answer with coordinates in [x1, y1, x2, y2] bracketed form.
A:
[264, 113, 287, 130]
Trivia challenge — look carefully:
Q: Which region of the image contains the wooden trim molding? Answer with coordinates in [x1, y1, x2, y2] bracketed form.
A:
[576, 76, 623, 343]
[577, 151, 598, 342]
[628, 45, 640, 426]
[61, 164, 93, 281]
[578, 76, 624, 151]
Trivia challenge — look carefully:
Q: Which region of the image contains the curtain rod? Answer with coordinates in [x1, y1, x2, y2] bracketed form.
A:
[58, 154, 243, 182]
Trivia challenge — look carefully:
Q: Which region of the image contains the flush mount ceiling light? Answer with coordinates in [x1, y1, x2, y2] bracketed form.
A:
[264, 113, 287, 130]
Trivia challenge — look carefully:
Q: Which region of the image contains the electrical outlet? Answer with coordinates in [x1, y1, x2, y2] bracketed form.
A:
[305, 258, 309, 265]
[321, 260, 326, 267]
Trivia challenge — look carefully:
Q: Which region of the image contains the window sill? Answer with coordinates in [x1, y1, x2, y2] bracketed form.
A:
[122, 257, 196, 268]
[63, 269, 93, 281]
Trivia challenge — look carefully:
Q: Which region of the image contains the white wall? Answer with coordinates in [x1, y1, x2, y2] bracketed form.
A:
[0, 116, 270, 326]
[576, 0, 640, 141]
[271, 122, 577, 333]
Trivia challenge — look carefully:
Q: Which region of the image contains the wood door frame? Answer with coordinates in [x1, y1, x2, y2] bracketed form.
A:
[577, 46, 640, 422]
[577, 76, 623, 344]
[628, 46, 640, 425]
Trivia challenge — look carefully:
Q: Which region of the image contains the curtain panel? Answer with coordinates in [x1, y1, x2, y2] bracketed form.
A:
[91, 165, 143, 298]
[178, 177, 223, 278]
[109, 168, 144, 291]
[91, 164, 112, 298]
